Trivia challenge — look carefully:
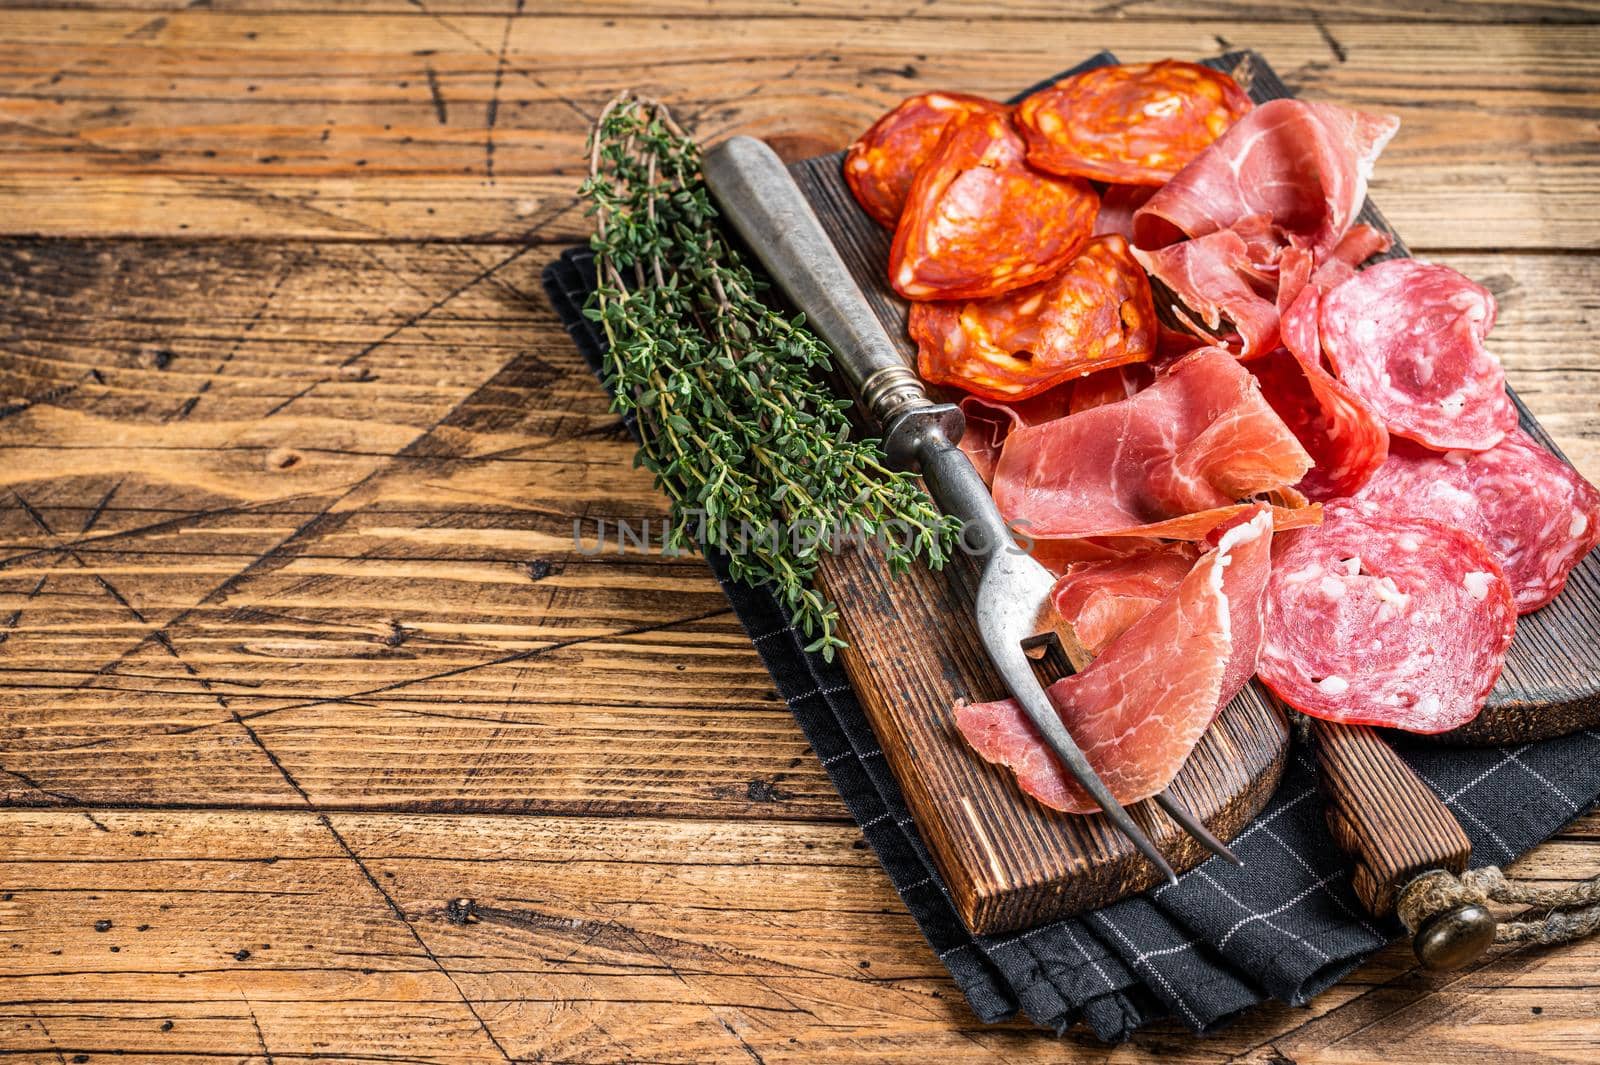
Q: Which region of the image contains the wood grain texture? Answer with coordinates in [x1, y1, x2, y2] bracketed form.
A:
[2, 807, 1600, 1063]
[2, 1, 1599, 1060]
[0, 12, 1596, 246]
[1311, 721, 1472, 916]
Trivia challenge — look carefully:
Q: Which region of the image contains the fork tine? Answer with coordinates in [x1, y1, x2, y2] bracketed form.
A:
[1152, 791, 1244, 867]
[1023, 624, 1239, 872]
[987, 630, 1178, 884]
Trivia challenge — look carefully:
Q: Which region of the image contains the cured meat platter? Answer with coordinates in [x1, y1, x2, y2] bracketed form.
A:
[785, 50, 1600, 934]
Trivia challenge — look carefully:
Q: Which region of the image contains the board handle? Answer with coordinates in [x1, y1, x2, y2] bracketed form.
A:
[1308, 719, 1494, 969]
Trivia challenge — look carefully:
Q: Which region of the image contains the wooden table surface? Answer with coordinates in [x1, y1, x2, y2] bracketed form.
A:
[1, 1, 1597, 1061]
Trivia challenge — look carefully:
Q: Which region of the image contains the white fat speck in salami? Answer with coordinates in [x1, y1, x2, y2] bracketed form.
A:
[1319, 259, 1518, 451]
[1259, 499, 1516, 733]
[1355, 430, 1600, 613]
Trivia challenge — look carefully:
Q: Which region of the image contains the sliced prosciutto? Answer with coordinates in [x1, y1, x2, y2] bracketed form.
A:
[1354, 431, 1600, 613]
[956, 364, 1155, 486]
[992, 347, 1312, 541]
[956, 385, 1077, 485]
[1132, 99, 1399, 256]
[1259, 499, 1516, 734]
[1249, 346, 1388, 500]
[1052, 543, 1200, 656]
[1136, 224, 1280, 357]
[1094, 183, 1157, 242]
[1318, 259, 1518, 452]
[956, 508, 1273, 813]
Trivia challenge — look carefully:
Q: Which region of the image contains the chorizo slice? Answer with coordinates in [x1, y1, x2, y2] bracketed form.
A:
[909, 234, 1154, 400]
[890, 110, 1099, 301]
[843, 91, 1008, 229]
[1016, 60, 1253, 186]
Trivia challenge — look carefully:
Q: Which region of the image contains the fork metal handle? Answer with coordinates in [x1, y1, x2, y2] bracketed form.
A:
[702, 135, 936, 434]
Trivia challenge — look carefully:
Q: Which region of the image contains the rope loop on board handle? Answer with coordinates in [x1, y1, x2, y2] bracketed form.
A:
[1398, 866, 1600, 967]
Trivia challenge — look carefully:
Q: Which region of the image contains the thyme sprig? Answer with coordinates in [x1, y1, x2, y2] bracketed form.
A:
[580, 92, 957, 659]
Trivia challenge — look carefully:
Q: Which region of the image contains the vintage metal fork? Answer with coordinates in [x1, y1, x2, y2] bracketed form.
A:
[704, 136, 1240, 880]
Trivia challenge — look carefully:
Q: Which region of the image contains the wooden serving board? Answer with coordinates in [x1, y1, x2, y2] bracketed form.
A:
[788, 50, 1600, 935]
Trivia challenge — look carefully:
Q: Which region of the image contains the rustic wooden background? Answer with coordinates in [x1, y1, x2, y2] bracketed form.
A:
[1, 1, 1597, 1061]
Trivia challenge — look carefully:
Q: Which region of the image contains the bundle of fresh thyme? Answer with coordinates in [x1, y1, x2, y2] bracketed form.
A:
[580, 92, 957, 659]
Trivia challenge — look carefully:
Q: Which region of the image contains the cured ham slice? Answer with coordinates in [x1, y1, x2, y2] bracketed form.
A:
[890, 110, 1099, 300]
[1067, 361, 1156, 414]
[1016, 61, 1253, 186]
[1093, 184, 1157, 242]
[1259, 499, 1516, 734]
[955, 385, 1077, 485]
[844, 92, 1008, 229]
[1132, 99, 1399, 257]
[1319, 259, 1518, 451]
[992, 348, 1312, 541]
[1249, 346, 1388, 501]
[1354, 431, 1600, 613]
[1136, 225, 1280, 357]
[956, 508, 1273, 813]
[1052, 543, 1200, 656]
[910, 235, 1156, 400]
[1254, 246, 1389, 500]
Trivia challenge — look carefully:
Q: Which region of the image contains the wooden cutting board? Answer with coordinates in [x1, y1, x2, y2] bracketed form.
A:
[788, 50, 1600, 935]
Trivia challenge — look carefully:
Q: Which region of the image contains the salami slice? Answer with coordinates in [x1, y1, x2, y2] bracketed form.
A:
[1354, 431, 1600, 613]
[843, 92, 1008, 229]
[1015, 61, 1253, 186]
[1259, 499, 1516, 734]
[890, 111, 1100, 301]
[910, 235, 1156, 400]
[1319, 259, 1518, 451]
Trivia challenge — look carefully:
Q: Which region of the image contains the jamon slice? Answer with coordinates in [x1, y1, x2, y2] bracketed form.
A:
[1055, 509, 1273, 703]
[1319, 259, 1518, 451]
[1067, 362, 1156, 414]
[844, 91, 1009, 229]
[910, 235, 1156, 400]
[1136, 225, 1280, 357]
[955, 364, 1156, 486]
[890, 110, 1100, 300]
[1250, 346, 1388, 501]
[1259, 499, 1516, 734]
[992, 348, 1312, 541]
[1093, 184, 1157, 242]
[955, 385, 1077, 486]
[1258, 245, 1389, 500]
[1052, 543, 1200, 656]
[956, 508, 1274, 813]
[1354, 431, 1600, 613]
[1133, 99, 1399, 256]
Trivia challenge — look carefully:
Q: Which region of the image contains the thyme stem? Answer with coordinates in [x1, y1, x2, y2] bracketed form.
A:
[579, 91, 957, 659]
